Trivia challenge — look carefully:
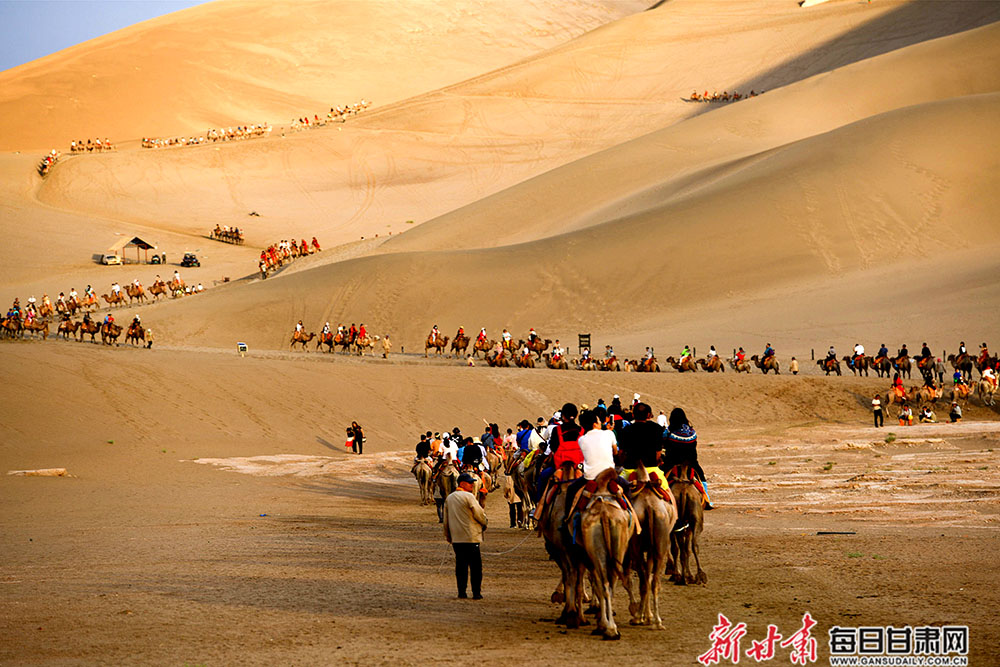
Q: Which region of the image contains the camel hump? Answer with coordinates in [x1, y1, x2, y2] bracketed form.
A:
[633, 462, 651, 483]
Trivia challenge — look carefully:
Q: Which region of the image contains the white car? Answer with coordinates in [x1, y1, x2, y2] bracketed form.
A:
[101, 254, 122, 265]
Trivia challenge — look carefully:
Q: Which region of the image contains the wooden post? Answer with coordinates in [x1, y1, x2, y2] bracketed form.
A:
[811, 349, 815, 361]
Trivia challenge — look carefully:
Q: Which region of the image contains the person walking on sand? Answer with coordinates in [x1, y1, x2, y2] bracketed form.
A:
[350, 421, 365, 455]
[444, 472, 488, 599]
[872, 394, 884, 428]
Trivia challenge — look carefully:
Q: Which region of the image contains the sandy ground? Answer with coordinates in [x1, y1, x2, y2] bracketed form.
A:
[1, 345, 998, 665]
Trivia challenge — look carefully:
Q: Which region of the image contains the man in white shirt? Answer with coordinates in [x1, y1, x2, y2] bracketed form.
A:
[565, 409, 628, 521]
[443, 473, 488, 600]
[657, 411, 668, 428]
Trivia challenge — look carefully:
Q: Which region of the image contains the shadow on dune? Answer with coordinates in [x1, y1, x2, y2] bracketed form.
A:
[735, 1, 1000, 94]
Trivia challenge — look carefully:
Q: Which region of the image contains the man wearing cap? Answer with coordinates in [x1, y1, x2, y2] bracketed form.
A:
[444, 473, 488, 599]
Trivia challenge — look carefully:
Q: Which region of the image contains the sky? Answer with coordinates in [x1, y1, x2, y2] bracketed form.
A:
[0, 0, 206, 72]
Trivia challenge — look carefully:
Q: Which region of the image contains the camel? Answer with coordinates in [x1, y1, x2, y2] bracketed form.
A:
[125, 323, 145, 346]
[37, 302, 55, 318]
[601, 357, 621, 372]
[126, 285, 147, 303]
[335, 332, 353, 354]
[750, 354, 780, 374]
[948, 354, 974, 382]
[57, 318, 80, 340]
[916, 356, 936, 382]
[842, 355, 869, 377]
[485, 350, 510, 367]
[470, 338, 491, 359]
[576, 358, 598, 371]
[543, 353, 568, 370]
[950, 383, 973, 405]
[424, 335, 449, 357]
[354, 334, 377, 356]
[102, 293, 126, 308]
[508, 457, 537, 526]
[669, 474, 707, 585]
[1, 316, 22, 339]
[450, 334, 469, 358]
[412, 460, 434, 506]
[869, 356, 891, 378]
[540, 466, 588, 630]
[817, 358, 842, 376]
[80, 294, 100, 312]
[101, 322, 122, 346]
[696, 356, 725, 373]
[524, 337, 552, 361]
[976, 378, 997, 407]
[665, 356, 697, 373]
[729, 357, 752, 373]
[484, 450, 502, 490]
[434, 465, 459, 523]
[289, 331, 315, 350]
[22, 319, 49, 340]
[579, 470, 636, 640]
[975, 355, 998, 377]
[626, 464, 677, 630]
[893, 355, 912, 379]
[514, 351, 536, 369]
[56, 299, 78, 316]
[316, 332, 335, 352]
[77, 320, 100, 343]
[148, 283, 168, 301]
[910, 384, 941, 405]
[635, 357, 660, 373]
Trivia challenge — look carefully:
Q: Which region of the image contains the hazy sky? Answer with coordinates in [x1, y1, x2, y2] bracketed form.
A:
[0, 0, 206, 72]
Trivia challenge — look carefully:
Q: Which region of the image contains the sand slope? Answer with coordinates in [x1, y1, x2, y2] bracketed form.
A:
[0, 0, 648, 151]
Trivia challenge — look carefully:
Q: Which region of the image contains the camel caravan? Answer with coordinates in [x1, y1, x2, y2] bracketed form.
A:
[210, 225, 245, 245]
[259, 237, 321, 278]
[37, 150, 60, 176]
[290, 100, 371, 131]
[3, 295, 152, 348]
[142, 123, 271, 149]
[686, 89, 762, 103]
[288, 321, 390, 358]
[69, 138, 115, 153]
[411, 399, 711, 639]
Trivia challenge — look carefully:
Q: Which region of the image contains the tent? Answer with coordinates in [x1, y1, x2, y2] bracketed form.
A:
[107, 236, 158, 264]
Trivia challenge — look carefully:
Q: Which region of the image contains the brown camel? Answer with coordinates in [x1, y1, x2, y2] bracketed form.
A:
[869, 356, 891, 378]
[100, 322, 123, 346]
[524, 337, 552, 361]
[543, 353, 568, 370]
[434, 465, 459, 523]
[540, 466, 588, 630]
[842, 355, 870, 377]
[450, 334, 469, 358]
[665, 356, 697, 373]
[354, 334, 377, 356]
[975, 355, 998, 377]
[515, 352, 536, 369]
[126, 285, 147, 303]
[893, 355, 912, 379]
[580, 471, 636, 640]
[22, 319, 50, 340]
[669, 475, 707, 585]
[601, 357, 621, 372]
[911, 384, 941, 405]
[57, 318, 80, 340]
[412, 460, 434, 506]
[316, 332, 335, 352]
[37, 302, 55, 318]
[817, 358, 842, 376]
[950, 383, 973, 405]
[976, 378, 996, 407]
[290, 331, 316, 350]
[1, 316, 22, 338]
[947, 354, 974, 381]
[696, 356, 725, 373]
[470, 338, 491, 359]
[148, 283, 168, 301]
[125, 322, 145, 346]
[486, 349, 510, 367]
[626, 464, 677, 630]
[424, 335, 449, 357]
[635, 357, 660, 373]
[102, 293, 126, 308]
[77, 320, 101, 343]
[750, 354, 780, 374]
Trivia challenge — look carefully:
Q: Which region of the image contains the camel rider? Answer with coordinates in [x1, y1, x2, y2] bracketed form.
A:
[877, 343, 889, 360]
[477, 327, 487, 344]
[348, 323, 357, 341]
[552, 341, 564, 362]
[358, 323, 367, 340]
[24, 306, 35, 324]
[661, 407, 714, 509]
[131, 315, 141, 329]
[528, 328, 537, 344]
[104, 313, 114, 325]
[825, 346, 837, 364]
[958, 341, 967, 358]
[953, 370, 965, 387]
[581, 347, 591, 361]
[132, 278, 141, 289]
[518, 343, 530, 361]
[565, 409, 632, 525]
[763, 343, 775, 359]
[111, 282, 121, 297]
[26, 297, 36, 315]
[501, 329, 512, 346]
[605, 345, 615, 359]
[173, 270, 181, 284]
[854, 342, 865, 364]
[898, 344, 909, 360]
[490, 340, 503, 359]
[430, 325, 440, 343]
[707, 345, 717, 358]
[69, 288, 78, 301]
[680, 345, 691, 363]
[57, 292, 66, 306]
[83, 311, 92, 324]
[892, 373, 905, 398]
[980, 343, 991, 366]
[532, 403, 583, 524]
[983, 366, 997, 391]
[645, 347, 654, 361]
[322, 322, 331, 336]
[920, 342, 932, 363]
[735, 347, 746, 364]
[295, 320, 303, 333]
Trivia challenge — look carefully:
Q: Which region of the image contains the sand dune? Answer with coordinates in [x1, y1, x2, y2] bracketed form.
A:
[0, 0, 648, 151]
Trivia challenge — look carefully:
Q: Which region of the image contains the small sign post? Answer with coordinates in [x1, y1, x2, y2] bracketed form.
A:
[237, 342, 248, 358]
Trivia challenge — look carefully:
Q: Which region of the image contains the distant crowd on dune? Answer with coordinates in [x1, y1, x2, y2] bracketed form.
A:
[141, 123, 272, 149]
[259, 237, 321, 278]
[37, 149, 60, 176]
[290, 100, 371, 131]
[70, 138, 115, 152]
[687, 89, 762, 103]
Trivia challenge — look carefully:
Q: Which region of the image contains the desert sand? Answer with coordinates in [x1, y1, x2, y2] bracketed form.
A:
[2, 0, 999, 663]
